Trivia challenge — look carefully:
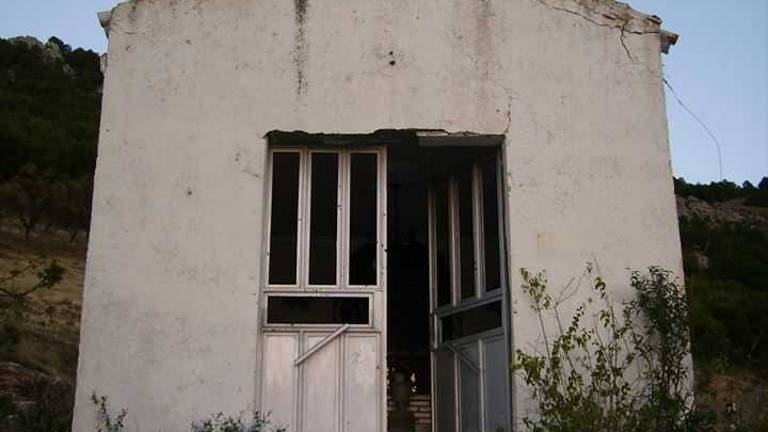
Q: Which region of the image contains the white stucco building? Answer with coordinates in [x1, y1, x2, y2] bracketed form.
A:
[73, 0, 681, 431]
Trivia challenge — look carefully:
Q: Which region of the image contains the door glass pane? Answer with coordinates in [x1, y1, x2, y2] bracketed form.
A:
[268, 152, 300, 285]
[441, 301, 502, 341]
[349, 153, 378, 285]
[481, 158, 501, 292]
[458, 171, 476, 299]
[309, 153, 339, 285]
[434, 183, 451, 306]
[484, 336, 510, 432]
[460, 344, 481, 432]
[267, 296, 369, 324]
[435, 349, 457, 432]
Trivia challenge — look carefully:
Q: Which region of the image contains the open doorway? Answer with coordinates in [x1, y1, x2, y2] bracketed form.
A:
[259, 130, 509, 432]
[387, 134, 509, 432]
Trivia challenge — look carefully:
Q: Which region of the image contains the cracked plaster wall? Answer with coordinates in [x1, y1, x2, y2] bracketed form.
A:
[73, 0, 682, 430]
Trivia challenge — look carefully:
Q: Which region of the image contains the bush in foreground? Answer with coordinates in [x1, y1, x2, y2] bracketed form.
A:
[512, 265, 713, 432]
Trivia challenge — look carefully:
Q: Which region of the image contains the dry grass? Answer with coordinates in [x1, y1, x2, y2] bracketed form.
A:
[0, 222, 85, 382]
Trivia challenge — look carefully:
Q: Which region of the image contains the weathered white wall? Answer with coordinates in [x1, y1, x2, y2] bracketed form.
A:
[73, 0, 681, 430]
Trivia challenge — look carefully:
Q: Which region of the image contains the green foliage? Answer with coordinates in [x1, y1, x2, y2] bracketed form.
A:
[0, 37, 101, 180]
[0, 36, 99, 239]
[0, 257, 65, 355]
[679, 216, 768, 370]
[512, 266, 712, 432]
[674, 177, 768, 208]
[0, 257, 64, 303]
[0, 165, 93, 240]
[89, 394, 286, 432]
[91, 393, 127, 432]
[191, 412, 286, 432]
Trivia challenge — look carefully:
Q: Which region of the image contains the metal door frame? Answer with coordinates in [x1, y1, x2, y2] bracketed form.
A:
[428, 151, 512, 432]
[257, 145, 388, 432]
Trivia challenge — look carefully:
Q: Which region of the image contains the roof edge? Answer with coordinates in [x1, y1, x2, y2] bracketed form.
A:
[97, 10, 112, 37]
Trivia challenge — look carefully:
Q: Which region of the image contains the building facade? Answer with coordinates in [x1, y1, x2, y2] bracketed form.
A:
[73, 1, 681, 431]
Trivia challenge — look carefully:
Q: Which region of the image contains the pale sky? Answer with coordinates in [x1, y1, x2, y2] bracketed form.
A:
[1, 0, 766, 185]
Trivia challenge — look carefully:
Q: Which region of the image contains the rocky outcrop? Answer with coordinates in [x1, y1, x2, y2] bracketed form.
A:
[676, 195, 768, 231]
[9, 36, 59, 60]
[6, 36, 74, 75]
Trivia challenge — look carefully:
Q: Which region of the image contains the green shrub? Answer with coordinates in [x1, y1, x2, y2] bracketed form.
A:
[191, 412, 286, 432]
[91, 393, 126, 432]
[90, 393, 285, 432]
[679, 216, 768, 369]
[512, 265, 713, 432]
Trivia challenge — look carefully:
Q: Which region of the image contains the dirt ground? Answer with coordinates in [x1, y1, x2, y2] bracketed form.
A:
[0, 221, 85, 382]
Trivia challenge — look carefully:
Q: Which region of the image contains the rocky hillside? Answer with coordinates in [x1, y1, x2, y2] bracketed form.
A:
[676, 188, 768, 429]
[676, 190, 768, 369]
[678, 195, 768, 232]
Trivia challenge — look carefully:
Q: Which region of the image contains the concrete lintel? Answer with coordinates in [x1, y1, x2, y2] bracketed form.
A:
[265, 129, 504, 148]
[415, 130, 505, 147]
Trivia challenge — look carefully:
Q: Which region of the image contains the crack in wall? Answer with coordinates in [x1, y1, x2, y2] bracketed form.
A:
[503, 95, 513, 135]
[619, 21, 635, 62]
[531, 0, 660, 62]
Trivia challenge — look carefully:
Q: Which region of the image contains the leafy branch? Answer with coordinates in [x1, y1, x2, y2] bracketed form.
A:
[0, 257, 64, 303]
[513, 265, 713, 432]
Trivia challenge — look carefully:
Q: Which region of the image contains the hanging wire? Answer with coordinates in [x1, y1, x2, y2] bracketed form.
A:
[663, 77, 724, 180]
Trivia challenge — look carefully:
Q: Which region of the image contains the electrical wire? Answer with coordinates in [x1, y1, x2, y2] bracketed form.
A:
[663, 77, 724, 180]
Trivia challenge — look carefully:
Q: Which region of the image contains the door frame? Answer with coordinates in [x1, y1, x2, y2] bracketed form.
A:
[256, 145, 388, 432]
[427, 149, 513, 432]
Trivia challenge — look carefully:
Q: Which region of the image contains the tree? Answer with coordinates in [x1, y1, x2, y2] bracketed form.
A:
[8, 164, 55, 239]
[47, 175, 93, 242]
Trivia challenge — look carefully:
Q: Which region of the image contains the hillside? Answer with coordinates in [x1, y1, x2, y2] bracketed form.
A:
[0, 35, 98, 431]
[676, 194, 768, 427]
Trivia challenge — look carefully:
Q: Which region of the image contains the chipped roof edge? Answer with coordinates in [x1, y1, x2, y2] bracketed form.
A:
[97, 0, 136, 38]
[614, 1, 679, 53]
[542, 0, 679, 54]
[614, 1, 679, 54]
[96, 0, 679, 53]
[661, 31, 679, 55]
[97, 10, 112, 37]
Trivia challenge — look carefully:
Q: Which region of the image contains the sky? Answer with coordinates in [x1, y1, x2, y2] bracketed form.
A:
[0, 0, 766, 185]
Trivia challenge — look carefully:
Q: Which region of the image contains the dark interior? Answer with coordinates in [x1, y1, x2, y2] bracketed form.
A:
[386, 137, 498, 394]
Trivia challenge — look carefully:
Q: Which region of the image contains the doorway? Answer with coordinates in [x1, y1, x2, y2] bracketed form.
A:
[387, 134, 511, 432]
[258, 131, 511, 432]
